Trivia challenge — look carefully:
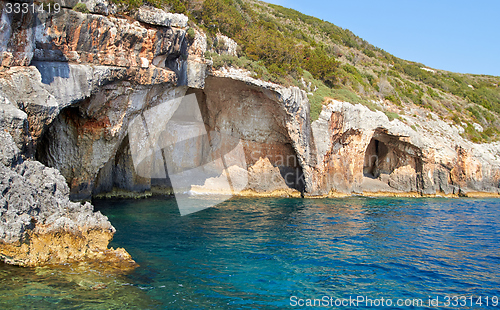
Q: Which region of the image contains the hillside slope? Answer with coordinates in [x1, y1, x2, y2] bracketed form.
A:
[138, 0, 500, 143]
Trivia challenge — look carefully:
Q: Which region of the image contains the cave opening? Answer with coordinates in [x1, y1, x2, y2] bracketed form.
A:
[363, 138, 389, 178]
[362, 129, 423, 192]
[35, 76, 307, 200]
[200, 76, 306, 194]
[92, 135, 174, 198]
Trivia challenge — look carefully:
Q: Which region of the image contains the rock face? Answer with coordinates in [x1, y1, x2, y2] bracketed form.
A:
[311, 100, 500, 196]
[36, 83, 186, 200]
[0, 133, 134, 266]
[1, 1, 500, 265]
[213, 34, 239, 57]
[191, 158, 300, 197]
[0, 3, 194, 266]
[134, 6, 188, 28]
[202, 73, 312, 193]
[0, 130, 21, 167]
[246, 157, 297, 194]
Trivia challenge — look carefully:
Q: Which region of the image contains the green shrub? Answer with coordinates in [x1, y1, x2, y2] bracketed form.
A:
[73, 2, 89, 13]
[451, 114, 461, 124]
[385, 94, 400, 105]
[483, 127, 499, 139]
[109, 0, 188, 11]
[464, 124, 483, 143]
[363, 49, 375, 58]
[384, 111, 400, 121]
[467, 106, 481, 121]
[186, 28, 195, 40]
[205, 35, 213, 48]
[198, 0, 341, 86]
[309, 96, 324, 122]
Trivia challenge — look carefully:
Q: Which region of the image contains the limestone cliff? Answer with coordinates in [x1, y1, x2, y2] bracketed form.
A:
[311, 101, 500, 197]
[0, 1, 190, 266]
[0, 0, 499, 265]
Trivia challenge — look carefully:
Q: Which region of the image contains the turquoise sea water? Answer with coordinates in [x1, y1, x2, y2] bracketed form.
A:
[1, 197, 499, 309]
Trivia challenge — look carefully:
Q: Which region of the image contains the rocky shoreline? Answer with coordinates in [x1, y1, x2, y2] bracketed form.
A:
[0, 1, 499, 266]
[0, 137, 136, 266]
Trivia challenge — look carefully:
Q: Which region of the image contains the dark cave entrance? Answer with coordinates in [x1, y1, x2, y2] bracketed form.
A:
[35, 78, 308, 200]
[362, 129, 424, 191]
[92, 136, 174, 198]
[363, 138, 389, 178]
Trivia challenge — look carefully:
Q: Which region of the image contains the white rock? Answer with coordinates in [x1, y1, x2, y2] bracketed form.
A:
[214, 34, 238, 57]
[421, 67, 436, 73]
[134, 6, 188, 28]
[473, 122, 484, 132]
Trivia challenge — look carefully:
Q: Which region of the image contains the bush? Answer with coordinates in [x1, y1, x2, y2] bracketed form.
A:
[186, 28, 196, 40]
[451, 113, 461, 124]
[363, 49, 375, 58]
[384, 111, 400, 121]
[73, 2, 90, 13]
[385, 94, 400, 105]
[110, 0, 188, 11]
[464, 124, 482, 143]
[199, 0, 340, 86]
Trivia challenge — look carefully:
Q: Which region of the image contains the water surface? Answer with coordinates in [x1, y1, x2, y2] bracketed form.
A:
[1, 197, 499, 309]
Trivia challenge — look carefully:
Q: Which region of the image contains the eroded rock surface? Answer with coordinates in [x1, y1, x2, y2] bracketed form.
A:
[0, 133, 134, 266]
[0, 3, 193, 266]
[311, 100, 500, 196]
[134, 6, 188, 28]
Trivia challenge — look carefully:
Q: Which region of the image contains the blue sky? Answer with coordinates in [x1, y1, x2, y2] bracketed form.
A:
[264, 0, 500, 76]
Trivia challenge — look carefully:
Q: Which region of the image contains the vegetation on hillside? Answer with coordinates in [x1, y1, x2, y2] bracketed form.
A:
[115, 0, 500, 143]
[111, 0, 191, 13]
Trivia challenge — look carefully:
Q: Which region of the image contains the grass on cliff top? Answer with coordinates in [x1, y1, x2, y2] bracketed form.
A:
[73, 2, 90, 12]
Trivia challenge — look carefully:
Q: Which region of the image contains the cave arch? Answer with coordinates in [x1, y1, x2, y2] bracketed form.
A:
[197, 77, 306, 193]
[362, 129, 424, 192]
[36, 77, 306, 200]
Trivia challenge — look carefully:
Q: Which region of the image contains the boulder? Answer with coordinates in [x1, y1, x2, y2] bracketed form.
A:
[134, 6, 188, 28]
[0, 160, 135, 266]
